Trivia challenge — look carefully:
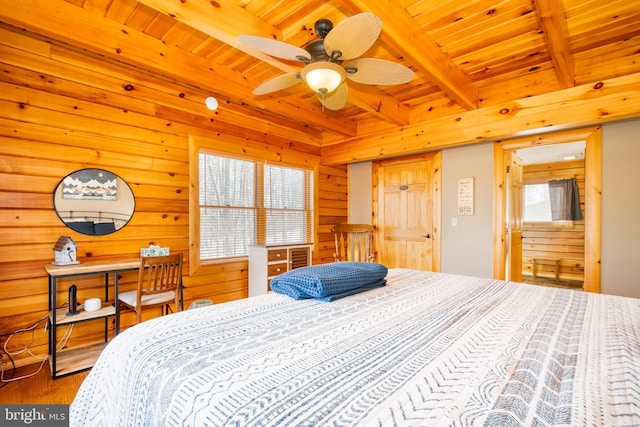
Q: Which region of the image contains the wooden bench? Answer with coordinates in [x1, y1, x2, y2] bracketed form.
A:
[532, 257, 560, 281]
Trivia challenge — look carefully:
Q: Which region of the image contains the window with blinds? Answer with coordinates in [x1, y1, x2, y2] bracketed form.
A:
[198, 152, 313, 260]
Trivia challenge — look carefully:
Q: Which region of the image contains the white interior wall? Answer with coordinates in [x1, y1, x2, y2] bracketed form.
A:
[348, 161, 372, 224]
[601, 118, 640, 298]
[441, 143, 494, 278]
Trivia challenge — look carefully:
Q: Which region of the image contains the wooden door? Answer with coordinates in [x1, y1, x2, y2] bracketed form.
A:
[507, 151, 523, 282]
[375, 154, 439, 270]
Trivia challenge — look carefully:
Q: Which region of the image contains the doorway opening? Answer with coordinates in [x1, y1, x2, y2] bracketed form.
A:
[493, 127, 602, 293]
[516, 142, 586, 289]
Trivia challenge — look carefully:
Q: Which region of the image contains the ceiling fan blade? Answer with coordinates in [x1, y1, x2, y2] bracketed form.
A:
[323, 13, 382, 61]
[253, 72, 301, 95]
[344, 58, 414, 85]
[238, 35, 311, 62]
[317, 82, 348, 110]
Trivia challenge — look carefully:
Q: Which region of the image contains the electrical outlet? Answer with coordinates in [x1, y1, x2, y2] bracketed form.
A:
[451, 217, 458, 227]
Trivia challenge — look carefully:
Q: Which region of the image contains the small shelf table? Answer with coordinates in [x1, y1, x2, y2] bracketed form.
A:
[532, 257, 560, 281]
[44, 258, 140, 379]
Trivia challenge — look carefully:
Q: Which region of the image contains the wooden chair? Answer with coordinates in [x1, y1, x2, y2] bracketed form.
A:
[332, 223, 375, 262]
[118, 253, 184, 325]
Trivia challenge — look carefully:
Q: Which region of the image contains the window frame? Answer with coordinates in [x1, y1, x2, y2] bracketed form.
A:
[523, 180, 579, 226]
[260, 163, 314, 247]
[189, 136, 318, 275]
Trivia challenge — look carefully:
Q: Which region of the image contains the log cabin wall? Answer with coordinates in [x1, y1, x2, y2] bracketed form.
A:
[317, 165, 349, 262]
[521, 160, 585, 282]
[0, 25, 345, 368]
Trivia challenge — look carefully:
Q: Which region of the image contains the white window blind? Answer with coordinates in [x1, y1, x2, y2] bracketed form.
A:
[263, 164, 313, 246]
[198, 152, 313, 260]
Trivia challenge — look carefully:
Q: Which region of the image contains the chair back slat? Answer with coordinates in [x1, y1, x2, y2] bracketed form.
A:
[139, 253, 183, 295]
[332, 224, 374, 262]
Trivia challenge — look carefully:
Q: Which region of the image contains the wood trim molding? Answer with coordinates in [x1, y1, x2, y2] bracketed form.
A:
[584, 127, 602, 293]
[492, 126, 601, 292]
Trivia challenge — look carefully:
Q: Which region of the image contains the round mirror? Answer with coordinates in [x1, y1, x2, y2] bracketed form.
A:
[53, 168, 135, 236]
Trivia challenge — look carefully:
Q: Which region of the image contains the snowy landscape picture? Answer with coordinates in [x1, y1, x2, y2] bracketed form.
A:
[62, 169, 117, 200]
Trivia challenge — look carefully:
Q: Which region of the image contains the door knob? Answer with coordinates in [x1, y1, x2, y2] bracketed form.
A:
[423, 234, 431, 239]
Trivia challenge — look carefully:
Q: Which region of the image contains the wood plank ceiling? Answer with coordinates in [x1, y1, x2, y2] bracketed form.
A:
[3, 0, 640, 150]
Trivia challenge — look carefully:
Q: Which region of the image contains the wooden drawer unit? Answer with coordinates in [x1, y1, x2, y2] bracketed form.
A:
[248, 244, 313, 297]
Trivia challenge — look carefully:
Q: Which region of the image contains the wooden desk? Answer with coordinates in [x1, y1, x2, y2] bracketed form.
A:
[44, 258, 140, 378]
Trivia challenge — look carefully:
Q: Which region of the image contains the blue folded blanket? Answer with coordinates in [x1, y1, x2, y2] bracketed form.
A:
[270, 262, 388, 301]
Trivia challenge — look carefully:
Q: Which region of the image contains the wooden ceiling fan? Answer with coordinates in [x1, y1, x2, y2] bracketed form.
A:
[238, 13, 414, 110]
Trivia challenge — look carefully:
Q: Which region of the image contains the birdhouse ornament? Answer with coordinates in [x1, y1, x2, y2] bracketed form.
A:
[52, 236, 79, 265]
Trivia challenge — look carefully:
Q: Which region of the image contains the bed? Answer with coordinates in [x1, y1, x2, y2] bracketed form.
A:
[70, 268, 640, 426]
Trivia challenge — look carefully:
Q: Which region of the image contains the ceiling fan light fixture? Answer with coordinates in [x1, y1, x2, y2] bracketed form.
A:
[301, 62, 345, 94]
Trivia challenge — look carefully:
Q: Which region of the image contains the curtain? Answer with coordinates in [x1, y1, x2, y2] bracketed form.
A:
[548, 178, 583, 221]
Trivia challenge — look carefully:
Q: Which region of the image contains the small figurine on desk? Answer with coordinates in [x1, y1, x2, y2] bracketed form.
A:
[52, 236, 80, 266]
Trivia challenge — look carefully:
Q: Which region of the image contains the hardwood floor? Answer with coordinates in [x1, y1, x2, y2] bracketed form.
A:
[520, 275, 584, 290]
[0, 362, 87, 404]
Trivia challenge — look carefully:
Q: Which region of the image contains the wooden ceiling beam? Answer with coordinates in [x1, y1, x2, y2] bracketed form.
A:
[321, 72, 640, 165]
[136, 0, 411, 126]
[347, 84, 411, 126]
[136, 0, 291, 73]
[0, 0, 357, 137]
[533, 0, 575, 88]
[337, 0, 479, 111]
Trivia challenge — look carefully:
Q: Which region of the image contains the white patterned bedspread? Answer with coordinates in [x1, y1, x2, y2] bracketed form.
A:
[70, 269, 640, 426]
